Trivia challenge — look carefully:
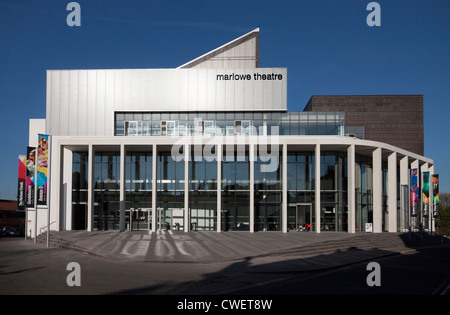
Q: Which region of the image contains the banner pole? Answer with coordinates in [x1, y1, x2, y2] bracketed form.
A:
[33, 148, 38, 245]
[47, 135, 52, 247]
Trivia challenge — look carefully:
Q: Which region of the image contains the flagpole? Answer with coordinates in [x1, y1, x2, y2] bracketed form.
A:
[34, 146, 38, 244]
[47, 135, 51, 247]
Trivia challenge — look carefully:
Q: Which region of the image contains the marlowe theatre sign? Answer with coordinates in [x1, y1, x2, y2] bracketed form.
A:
[216, 72, 284, 81]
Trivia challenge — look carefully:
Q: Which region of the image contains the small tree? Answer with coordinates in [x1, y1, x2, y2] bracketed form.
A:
[440, 193, 450, 208]
[436, 199, 450, 236]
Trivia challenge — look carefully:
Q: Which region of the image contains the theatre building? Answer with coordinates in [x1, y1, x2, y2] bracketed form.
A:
[26, 28, 435, 237]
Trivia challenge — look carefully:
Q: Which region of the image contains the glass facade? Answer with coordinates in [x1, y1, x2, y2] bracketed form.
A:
[72, 152, 88, 230]
[355, 155, 373, 232]
[286, 152, 349, 232]
[68, 147, 406, 233]
[157, 151, 185, 231]
[254, 153, 282, 231]
[94, 152, 121, 231]
[125, 152, 153, 231]
[221, 151, 250, 231]
[189, 148, 217, 231]
[320, 153, 348, 232]
[287, 152, 316, 231]
[114, 111, 348, 137]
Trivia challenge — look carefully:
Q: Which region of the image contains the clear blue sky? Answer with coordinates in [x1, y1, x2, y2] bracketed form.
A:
[0, 0, 449, 200]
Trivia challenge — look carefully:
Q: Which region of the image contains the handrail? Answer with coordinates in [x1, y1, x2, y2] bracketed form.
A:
[40, 221, 56, 234]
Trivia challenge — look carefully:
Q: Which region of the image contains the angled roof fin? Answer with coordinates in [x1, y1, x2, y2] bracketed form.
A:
[177, 27, 260, 69]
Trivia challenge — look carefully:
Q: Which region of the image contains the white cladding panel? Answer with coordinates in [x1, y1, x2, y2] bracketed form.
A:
[46, 68, 287, 136]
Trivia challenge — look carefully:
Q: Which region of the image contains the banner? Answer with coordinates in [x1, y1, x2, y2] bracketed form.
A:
[422, 171, 430, 217]
[432, 174, 439, 218]
[17, 155, 26, 210]
[26, 147, 36, 208]
[410, 169, 419, 217]
[37, 134, 49, 205]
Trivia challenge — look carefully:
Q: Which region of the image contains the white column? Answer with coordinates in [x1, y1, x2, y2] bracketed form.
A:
[347, 143, 356, 233]
[428, 164, 435, 231]
[315, 144, 321, 233]
[249, 143, 255, 233]
[51, 142, 61, 233]
[152, 144, 157, 233]
[62, 147, 73, 231]
[282, 144, 287, 233]
[400, 156, 409, 232]
[87, 144, 94, 231]
[184, 144, 189, 232]
[119, 144, 126, 232]
[372, 147, 382, 233]
[217, 144, 222, 232]
[388, 152, 397, 232]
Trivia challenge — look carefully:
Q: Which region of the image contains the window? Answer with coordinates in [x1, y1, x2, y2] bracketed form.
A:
[167, 121, 177, 136]
[235, 120, 252, 135]
[161, 120, 178, 136]
[142, 122, 151, 136]
[204, 121, 215, 136]
[126, 121, 140, 136]
[242, 120, 252, 136]
[195, 119, 204, 136]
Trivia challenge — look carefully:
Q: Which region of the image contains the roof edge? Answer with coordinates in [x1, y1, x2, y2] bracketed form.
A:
[177, 27, 260, 69]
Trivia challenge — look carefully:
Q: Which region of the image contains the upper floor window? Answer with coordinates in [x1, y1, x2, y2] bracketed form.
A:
[235, 120, 253, 136]
[161, 120, 179, 136]
[125, 121, 140, 136]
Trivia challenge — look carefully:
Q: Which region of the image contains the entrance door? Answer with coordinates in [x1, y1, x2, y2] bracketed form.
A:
[157, 208, 171, 231]
[72, 204, 87, 230]
[156, 208, 182, 231]
[296, 203, 312, 232]
[129, 208, 149, 231]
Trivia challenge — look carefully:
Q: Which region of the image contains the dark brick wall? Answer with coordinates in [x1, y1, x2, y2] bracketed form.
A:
[304, 95, 424, 156]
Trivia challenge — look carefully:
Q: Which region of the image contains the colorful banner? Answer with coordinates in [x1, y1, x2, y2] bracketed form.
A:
[17, 155, 26, 210]
[432, 174, 439, 218]
[422, 171, 430, 217]
[410, 169, 419, 217]
[26, 147, 36, 208]
[37, 134, 49, 205]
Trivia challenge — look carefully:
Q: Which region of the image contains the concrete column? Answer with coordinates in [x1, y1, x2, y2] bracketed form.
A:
[152, 144, 157, 233]
[62, 147, 73, 231]
[388, 152, 397, 232]
[119, 144, 126, 232]
[184, 144, 189, 232]
[428, 164, 435, 232]
[399, 156, 409, 232]
[217, 144, 222, 232]
[50, 139, 60, 233]
[315, 144, 321, 233]
[282, 144, 287, 233]
[372, 147, 382, 233]
[249, 143, 255, 233]
[347, 143, 356, 233]
[87, 144, 95, 231]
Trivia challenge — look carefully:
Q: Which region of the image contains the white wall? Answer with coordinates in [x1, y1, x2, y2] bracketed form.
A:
[28, 119, 46, 147]
[46, 68, 287, 137]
